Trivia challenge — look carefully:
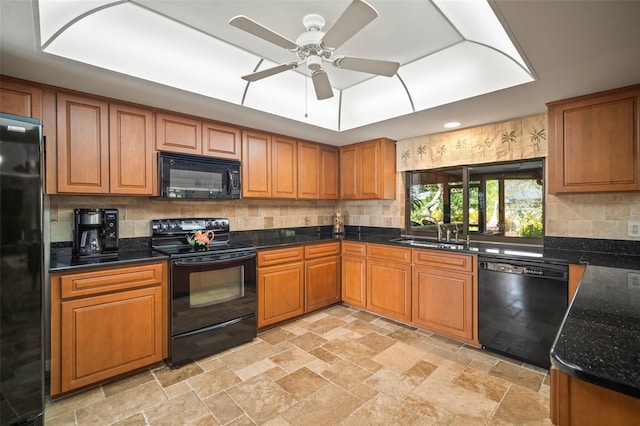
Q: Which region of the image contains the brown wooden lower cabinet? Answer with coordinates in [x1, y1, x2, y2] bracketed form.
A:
[257, 246, 305, 328]
[50, 261, 167, 397]
[341, 254, 367, 308]
[551, 367, 640, 425]
[412, 266, 474, 341]
[305, 242, 340, 312]
[367, 258, 412, 322]
[258, 243, 340, 328]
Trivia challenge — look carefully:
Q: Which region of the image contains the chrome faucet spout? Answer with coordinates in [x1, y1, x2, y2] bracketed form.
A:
[437, 222, 443, 241]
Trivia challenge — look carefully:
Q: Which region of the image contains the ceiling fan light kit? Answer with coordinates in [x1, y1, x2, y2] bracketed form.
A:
[229, 0, 400, 101]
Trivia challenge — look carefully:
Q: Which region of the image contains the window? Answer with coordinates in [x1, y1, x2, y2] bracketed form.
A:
[405, 159, 544, 244]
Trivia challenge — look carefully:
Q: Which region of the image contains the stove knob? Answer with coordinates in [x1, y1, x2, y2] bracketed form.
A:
[206, 221, 214, 228]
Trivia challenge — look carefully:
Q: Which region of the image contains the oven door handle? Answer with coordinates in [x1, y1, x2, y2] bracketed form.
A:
[172, 252, 256, 267]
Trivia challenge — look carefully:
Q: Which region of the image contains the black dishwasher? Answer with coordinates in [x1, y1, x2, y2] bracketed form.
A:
[478, 257, 568, 369]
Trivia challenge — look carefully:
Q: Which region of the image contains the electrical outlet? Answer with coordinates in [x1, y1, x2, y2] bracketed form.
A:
[628, 272, 640, 290]
[628, 221, 640, 238]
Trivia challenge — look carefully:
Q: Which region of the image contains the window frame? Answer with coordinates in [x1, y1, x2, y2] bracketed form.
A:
[404, 159, 545, 246]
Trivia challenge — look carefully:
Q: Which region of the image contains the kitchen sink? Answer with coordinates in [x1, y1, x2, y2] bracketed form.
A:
[389, 237, 465, 250]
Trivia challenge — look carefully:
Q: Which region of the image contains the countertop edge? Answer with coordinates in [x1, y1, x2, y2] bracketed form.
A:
[550, 349, 640, 399]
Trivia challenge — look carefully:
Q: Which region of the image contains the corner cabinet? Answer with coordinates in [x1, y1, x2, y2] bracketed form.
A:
[50, 261, 168, 397]
[56, 93, 156, 195]
[305, 242, 340, 312]
[340, 138, 396, 200]
[341, 241, 367, 308]
[547, 85, 640, 193]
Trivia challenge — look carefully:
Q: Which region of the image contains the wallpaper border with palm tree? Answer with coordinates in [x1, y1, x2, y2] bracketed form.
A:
[396, 113, 548, 171]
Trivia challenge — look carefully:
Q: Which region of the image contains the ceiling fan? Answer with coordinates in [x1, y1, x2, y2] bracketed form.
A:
[229, 0, 400, 100]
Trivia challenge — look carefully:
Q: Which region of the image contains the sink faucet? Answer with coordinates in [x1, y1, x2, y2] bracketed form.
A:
[437, 222, 444, 241]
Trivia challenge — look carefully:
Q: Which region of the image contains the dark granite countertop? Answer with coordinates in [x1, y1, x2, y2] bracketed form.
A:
[49, 238, 167, 272]
[551, 264, 640, 398]
[52, 226, 636, 272]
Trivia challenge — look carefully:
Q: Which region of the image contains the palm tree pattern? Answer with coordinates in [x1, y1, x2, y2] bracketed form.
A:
[401, 149, 410, 167]
[416, 145, 427, 160]
[476, 138, 493, 157]
[395, 114, 547, 171]
[529, 128, 546, 152]
[501, 130, 517, 150]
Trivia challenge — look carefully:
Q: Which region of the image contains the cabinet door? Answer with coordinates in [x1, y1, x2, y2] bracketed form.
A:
[412, 266, 474, 341]
[319, 145, 339, 199]
[242, 131, 271, 197]
[109, 103, 155, 195]
[298, 141, 320, 199]
[548, 86, 640, 193]
[339, 145, 359, 199]
[57, 93, 109, 193]
[341, 255, 366, 308]
[203, 121, 241, 159]
[156, 112, 202, 155]
[272, 136, 297, 198]
[305, 255, 340, 312]
[258, 262, 304, 328]
[59, 286, 163, 393]
[359, 140, 382, 199]
[367, 259, 412, 322]
[0, 78, 42, 118]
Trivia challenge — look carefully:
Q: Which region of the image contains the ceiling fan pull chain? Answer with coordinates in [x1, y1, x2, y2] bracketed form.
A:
[305, 71, 308, 118]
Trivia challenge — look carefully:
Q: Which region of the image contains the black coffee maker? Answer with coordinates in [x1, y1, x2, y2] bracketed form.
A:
[73, 208, 119, 258]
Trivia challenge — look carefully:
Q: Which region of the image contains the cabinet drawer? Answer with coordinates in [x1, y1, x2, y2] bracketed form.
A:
[59, 262, 165, 299]
[305, 241, 340, 259]
[412, 250, 475, 273]
[342, 241, 366, 256]
[258, 246, 304, 266]
[367, 244, 411, 264]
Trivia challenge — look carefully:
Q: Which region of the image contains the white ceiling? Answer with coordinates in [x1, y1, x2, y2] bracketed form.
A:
[1, 0, 640, 146]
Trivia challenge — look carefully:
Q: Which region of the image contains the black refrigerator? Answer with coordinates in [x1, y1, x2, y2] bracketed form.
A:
[0, 113, 44, 425]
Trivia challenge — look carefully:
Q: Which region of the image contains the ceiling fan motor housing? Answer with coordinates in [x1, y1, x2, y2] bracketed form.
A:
[307, 55, 323, 71]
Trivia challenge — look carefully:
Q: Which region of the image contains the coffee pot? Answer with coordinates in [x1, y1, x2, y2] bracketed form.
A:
[79, 228, 102, 256]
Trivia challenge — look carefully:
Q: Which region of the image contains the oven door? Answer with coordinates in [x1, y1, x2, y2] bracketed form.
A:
[171, 251, 256, 336]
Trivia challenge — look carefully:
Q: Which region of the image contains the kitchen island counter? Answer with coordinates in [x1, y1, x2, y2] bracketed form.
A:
[551, 263, 640, 399]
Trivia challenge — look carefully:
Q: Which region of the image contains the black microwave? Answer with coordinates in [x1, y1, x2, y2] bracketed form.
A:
[158, 153, 241, 199]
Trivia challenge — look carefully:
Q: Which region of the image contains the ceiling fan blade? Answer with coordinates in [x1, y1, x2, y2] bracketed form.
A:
[321, 0, 378, 49]
[333, 56, 400, 77]
[229, 16, 299, 50]
[242, 62, 298, 82]
[311, 70, 334, 100]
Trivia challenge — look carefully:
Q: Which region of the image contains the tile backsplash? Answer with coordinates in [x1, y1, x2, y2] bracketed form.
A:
[545, 192, 640, 240]
[47, 174, 636, 243]
[47, 175, 405, 243]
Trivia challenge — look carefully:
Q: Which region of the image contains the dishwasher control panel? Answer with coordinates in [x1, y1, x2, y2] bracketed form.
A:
[480, 261, 566, 278]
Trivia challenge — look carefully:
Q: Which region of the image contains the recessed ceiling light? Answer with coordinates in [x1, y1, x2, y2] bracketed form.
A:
[444, 121, 461, 128]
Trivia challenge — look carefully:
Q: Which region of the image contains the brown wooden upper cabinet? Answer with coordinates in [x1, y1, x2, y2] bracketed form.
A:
[56, 93, 155, 195]
[298, 141, 339, 200]
[340, 138, 396, 199]
[242, 130, 297, 198]
[547, 84, 640, 193]
[156, 112, 241, 160]
[0, 77, 42, 119]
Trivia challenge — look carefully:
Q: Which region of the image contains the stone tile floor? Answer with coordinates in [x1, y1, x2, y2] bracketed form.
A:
[44, 304, 552, 425]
